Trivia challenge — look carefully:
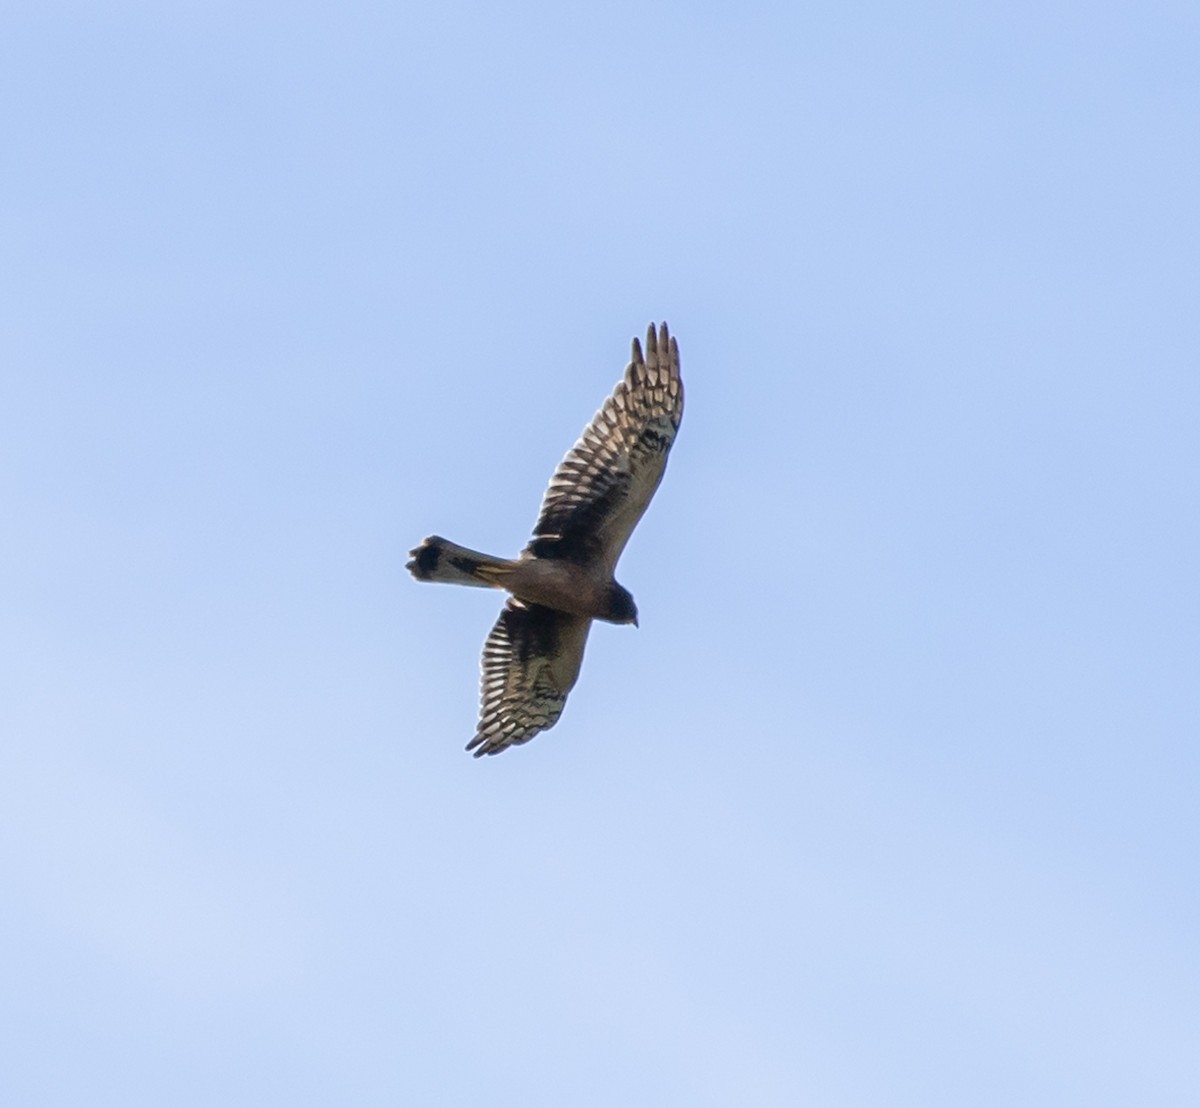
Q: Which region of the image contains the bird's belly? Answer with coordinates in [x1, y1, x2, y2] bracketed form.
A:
[505, 560, 608, 617]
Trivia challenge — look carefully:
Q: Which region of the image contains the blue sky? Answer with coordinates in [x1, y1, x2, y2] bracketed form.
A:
[3, 2, 1198, 1104]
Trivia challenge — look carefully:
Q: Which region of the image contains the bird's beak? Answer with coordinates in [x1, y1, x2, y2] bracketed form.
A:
[633, 615, 639, 628]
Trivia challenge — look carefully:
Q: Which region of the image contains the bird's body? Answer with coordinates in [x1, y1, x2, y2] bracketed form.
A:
[407, 322, 683, 756]
[408, 537, 628, 621]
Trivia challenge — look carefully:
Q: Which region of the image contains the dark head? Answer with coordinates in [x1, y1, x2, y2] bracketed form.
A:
[603, 583, 639, 626]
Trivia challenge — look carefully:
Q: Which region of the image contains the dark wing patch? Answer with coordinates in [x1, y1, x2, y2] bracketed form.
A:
[467, 600, 592, 757]
[528, 322, 684, 572]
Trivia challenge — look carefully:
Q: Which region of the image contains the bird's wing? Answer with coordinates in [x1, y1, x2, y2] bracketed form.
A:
[467, 600, 592, 756]
[527, 322, 683, 574]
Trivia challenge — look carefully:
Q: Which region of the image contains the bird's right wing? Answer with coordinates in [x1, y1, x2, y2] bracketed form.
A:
[527, 322, 683, 573]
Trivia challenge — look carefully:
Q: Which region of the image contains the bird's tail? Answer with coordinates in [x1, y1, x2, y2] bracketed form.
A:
[406, 535, 516, 588]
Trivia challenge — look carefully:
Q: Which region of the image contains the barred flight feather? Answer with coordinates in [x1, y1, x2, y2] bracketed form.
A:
[467, 600, 591, 757]
[529, 323, 683, 572]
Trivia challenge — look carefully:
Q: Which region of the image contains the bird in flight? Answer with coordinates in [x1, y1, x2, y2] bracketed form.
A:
[407, 322, 684, 756]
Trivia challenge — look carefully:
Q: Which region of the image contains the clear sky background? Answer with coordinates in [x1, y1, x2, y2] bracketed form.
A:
[3, 2, 1198, 1105]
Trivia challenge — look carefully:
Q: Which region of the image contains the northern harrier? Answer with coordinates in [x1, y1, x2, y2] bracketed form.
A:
[407, 322, 684, 756]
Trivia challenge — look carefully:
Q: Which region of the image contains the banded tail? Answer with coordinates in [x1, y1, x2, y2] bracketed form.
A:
[406, 535, 516, 588]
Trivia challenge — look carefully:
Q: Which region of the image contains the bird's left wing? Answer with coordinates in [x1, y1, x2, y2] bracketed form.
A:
[527, 322, 683, 573]
[467, 600, 592, 756]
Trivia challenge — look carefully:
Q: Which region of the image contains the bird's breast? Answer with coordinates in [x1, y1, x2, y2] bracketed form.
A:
[505, 557, 611, 618]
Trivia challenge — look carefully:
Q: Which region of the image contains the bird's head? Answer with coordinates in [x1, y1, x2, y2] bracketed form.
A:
[604, 583, 639, 627]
